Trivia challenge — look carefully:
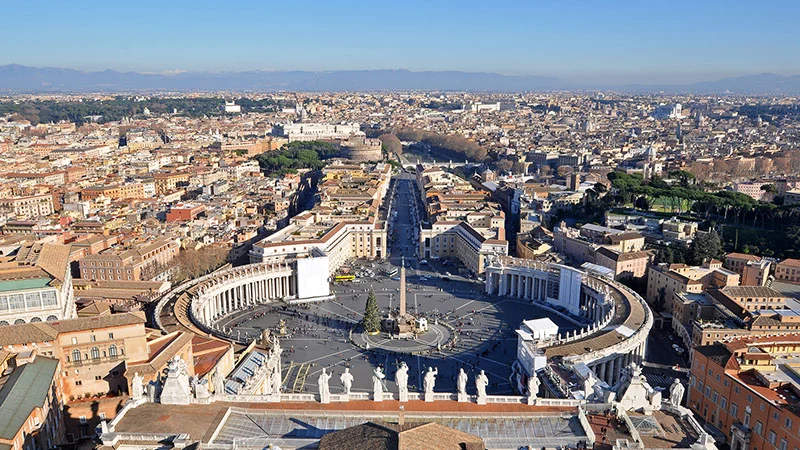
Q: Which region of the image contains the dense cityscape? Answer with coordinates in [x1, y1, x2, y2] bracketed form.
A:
[2, 2, 800, 450]
[0, 90, 799, 449]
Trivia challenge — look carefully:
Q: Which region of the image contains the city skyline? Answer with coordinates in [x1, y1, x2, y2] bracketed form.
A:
[2, 0, 799, 84]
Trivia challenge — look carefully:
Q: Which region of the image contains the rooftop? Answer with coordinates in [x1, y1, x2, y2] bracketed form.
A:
[0, 357, 59, 440]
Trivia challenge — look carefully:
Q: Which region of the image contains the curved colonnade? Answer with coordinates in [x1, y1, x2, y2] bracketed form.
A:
[485, 256, 652, 387]
[185, 262, 298, 341]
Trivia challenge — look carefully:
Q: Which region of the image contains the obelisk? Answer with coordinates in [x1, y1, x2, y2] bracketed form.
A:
[399, 256, 407, 317]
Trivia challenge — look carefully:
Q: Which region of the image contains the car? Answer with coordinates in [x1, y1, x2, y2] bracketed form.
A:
[420, 260, 428, 265]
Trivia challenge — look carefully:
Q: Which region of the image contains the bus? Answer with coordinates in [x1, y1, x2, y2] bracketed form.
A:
[334, 275, 356, 283]
[385, 268, 399, 277]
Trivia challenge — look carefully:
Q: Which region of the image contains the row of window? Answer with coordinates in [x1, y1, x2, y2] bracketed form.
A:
[68, 345, 121, 362]
[0, 291, 59, 312]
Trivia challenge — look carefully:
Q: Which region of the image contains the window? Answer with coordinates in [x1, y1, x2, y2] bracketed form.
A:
[780, 438, 788, 450]
[91, 347, 100, 360]
[755, 421, 763, 435]
[721, 397, 727, 409]
[712, 391, 718, 403]
[731, 403, 738, 419]
[71, 337, 78, 345]
[768, 431, 776, 445]
[72, 349, 81, 362]
[75, 381, 82, 386]
[108, 333, 114, 340]
[90, 335, 96, 342]
[94, 376, 101, 381]
[109, 345, 117, 358]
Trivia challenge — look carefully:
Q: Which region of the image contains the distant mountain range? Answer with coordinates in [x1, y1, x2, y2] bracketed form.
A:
[1, 64, 799, 94]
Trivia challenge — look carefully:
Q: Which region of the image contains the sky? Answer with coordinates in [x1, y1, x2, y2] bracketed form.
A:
[2, 0, 799, 84]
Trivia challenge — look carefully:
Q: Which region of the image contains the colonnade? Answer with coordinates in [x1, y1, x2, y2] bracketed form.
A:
[486, 271, 549, 302]
[191, 263, 297, 327]
[487, 269, 609, 323]
[589, 340, 647, 386]
[487, 256, 653, 392]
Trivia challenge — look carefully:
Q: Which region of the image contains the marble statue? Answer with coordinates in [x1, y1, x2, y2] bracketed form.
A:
[270, 365, 282, 395]
[395, 362, 409, 402]
[373, 366, 386, 402]
[340, 368, 354, 397]
[527, 374, 540, 405]
[457, 368, 468, 402]
[318, 368, 332, 403]
[423, 367, 438, 402]
[669, 378, 685, 407]
[212, 367, 226, 397]
[131, 372, 144, 400]
[475, 370, 489, 405]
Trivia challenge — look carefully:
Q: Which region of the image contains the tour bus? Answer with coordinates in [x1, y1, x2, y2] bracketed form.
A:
[334, 274, 356, 282]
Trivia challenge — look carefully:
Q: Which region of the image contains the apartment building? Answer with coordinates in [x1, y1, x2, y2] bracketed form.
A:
[647, 260, 739, 330]
[690, 335, 800, 449]
[0, 194, 54, 218]
[0, 312, 148, 400]
[775, 259, 800, 284]
[78, 237, 180, 282]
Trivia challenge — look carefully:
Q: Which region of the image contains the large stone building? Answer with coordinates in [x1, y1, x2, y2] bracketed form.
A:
[339, 137, 383, 162]
[646, 260, 739, 331]
[554, 223, 651, 281]
[775, 258, 800, 284]
[272, 122, 362, 142]
[416, 165, 508, 274]
[78, 237, 180, 282]
[0, 193, 54, 218]
[690, 335, 800, 448]
[0, 242, 75, 325]
[724, 253, 772, 286]
[0, 312, 148, 400]
[250, 163, 391, 280]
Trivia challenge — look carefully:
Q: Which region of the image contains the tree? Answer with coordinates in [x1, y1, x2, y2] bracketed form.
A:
[379, 133, 402, 156]
[687, 230, 723, 266]
[495, 158, 514, 173]
[556, 165, 574, 178]
[669, 170, 696, 187]
[362, 289, 381, 334]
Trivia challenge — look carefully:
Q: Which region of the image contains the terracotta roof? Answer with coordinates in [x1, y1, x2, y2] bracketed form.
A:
[779, 258, 800, 268]
[0, 312, 146, 346]
[725, 253, 761, 262]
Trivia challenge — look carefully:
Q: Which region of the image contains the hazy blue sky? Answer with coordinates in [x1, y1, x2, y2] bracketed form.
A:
[3, 0, 798, 83]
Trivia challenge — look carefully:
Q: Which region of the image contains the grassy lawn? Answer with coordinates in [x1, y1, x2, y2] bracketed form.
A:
[651, 196, 694, 213]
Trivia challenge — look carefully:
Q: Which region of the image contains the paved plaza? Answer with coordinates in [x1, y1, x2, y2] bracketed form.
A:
[215, 175, 578, 396]
[216, 272, 577, 396]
